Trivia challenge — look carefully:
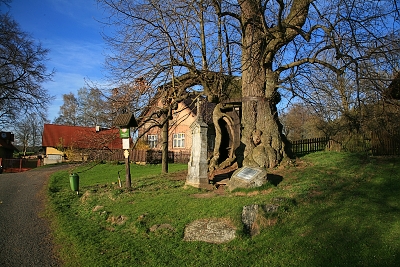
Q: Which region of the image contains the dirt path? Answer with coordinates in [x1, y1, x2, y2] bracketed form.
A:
[0, 165, 68, 266]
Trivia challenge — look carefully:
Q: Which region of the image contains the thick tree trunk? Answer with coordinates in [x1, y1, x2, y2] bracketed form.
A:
[241, 69, 289, 168]
[240, 0, 291, 168]
[162, 118, 169, 173]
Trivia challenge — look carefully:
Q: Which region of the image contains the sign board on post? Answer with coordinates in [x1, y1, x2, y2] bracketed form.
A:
[122, 138, 130, 150]
[113, 113, 137, 189]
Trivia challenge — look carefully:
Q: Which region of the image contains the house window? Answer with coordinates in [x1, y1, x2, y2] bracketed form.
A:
[173, 133, 185, 148]
[148, 134, 158, 148]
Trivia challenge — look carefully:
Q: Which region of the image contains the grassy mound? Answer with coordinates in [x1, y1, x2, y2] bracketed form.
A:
[47, 152, 400, 266]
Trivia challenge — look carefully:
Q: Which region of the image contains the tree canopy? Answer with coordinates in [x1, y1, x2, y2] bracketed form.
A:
[98, 0, 400, 168]
[54, 88, 111, 127]
[0, 14, 53, 128]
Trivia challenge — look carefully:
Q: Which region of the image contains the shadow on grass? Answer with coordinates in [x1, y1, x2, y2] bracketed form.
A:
[267, 173, 283, 186]
[286, 154, 400, 266]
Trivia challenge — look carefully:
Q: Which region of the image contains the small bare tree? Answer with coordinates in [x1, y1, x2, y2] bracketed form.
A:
[14, 113, 46, 156]
[280, 103, 325, 141]
[98, 0, 237, 172]
[53, 93, 79, 126]
[77, 87, 109, 127]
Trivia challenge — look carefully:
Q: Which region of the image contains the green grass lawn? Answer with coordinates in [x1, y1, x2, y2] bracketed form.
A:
[46, 152, 400, 266]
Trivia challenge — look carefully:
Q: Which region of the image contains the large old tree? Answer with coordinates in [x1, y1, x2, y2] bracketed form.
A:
[99, 0, 399, 168]
[234, 0, 311, 168]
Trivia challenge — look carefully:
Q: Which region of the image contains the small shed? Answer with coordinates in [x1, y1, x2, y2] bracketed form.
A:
[0, 132, 18, 159]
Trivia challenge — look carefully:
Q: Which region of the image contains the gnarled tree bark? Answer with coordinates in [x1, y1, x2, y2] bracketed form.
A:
[239, 0, 311, 168]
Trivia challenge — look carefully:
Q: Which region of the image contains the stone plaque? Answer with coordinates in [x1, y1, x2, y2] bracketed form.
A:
[236, 167, 262, 180]
[228, 166, 267, 191]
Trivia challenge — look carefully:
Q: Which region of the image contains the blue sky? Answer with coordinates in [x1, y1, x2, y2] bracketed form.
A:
[7, 0, 109, 121]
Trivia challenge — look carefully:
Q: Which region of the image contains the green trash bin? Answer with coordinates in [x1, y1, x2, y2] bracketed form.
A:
[69, 173, 79, 194]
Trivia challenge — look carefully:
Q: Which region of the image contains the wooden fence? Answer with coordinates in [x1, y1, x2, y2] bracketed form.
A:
[101, 149, 191, 164]
[291, 133, 400, 156]
[3, 133, 398, 173]
[91, 133, 400, 163]
[0, 150, 191, 173]
[370, 132, 400, 156]
[291, 137, 329, 156]
[0, 158, 41, 173]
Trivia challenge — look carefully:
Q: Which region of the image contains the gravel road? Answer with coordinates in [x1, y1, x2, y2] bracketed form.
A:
[0, 165, 69, 267]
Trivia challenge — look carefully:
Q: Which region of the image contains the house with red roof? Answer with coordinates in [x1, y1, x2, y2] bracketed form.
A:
[138, 96, 216, 153]
[42, 124, 123, 164]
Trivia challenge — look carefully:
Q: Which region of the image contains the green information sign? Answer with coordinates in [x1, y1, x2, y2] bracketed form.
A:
[119, 128, 130, 138]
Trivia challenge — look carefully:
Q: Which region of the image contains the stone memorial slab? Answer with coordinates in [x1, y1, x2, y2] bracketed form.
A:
[183, 218, 236, 244]
[236, 167, 262, 180]
[227, 166, 267, 191]
[186, 99, 210, 189]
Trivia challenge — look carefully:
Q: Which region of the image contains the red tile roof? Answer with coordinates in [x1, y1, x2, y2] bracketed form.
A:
[42, 124, 123, 150]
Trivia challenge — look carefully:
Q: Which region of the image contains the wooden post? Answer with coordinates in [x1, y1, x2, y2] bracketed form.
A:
[124, 149, 131, 188]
